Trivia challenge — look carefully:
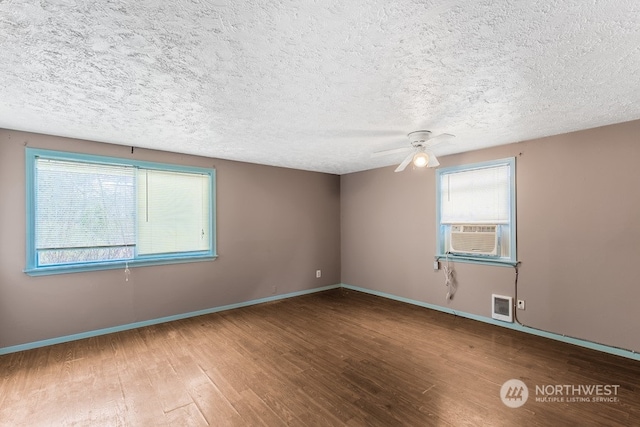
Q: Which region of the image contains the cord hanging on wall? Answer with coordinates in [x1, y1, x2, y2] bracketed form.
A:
[124, 262, 131, 282]
[443, 253, 456, 300]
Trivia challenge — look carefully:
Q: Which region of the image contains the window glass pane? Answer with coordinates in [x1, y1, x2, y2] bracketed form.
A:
[38, 247, 135, 266]
[137, 169, 211, 255]
[440, 164, 510, 224]
[35, 158, 135, 265]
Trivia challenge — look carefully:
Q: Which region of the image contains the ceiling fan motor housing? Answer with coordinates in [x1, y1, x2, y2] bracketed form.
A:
[408, 130, 432, 146]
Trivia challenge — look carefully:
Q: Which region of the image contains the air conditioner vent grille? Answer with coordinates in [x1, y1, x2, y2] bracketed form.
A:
[449, 224, 498, 256]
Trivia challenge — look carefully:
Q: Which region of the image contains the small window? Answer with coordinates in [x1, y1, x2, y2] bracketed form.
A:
[435, 157, 516, 266]
[25, 148, 216, 275]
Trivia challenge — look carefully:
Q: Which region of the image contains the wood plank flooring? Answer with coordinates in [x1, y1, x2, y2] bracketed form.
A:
[1, 288, 639, 426]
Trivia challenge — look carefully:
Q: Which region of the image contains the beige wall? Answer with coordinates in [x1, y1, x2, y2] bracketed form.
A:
[341, 119, 640, 353]
[0, 130, 341, 348]
[3, 120, 639, 354]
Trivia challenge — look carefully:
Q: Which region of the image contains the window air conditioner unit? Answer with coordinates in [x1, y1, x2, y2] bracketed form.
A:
[449, 224, 498, 256]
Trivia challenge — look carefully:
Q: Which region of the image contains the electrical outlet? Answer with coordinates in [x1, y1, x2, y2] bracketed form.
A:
[272, 285, 277, 294]
[517, 299, 525, 310]
[433, 261, 439, 271]
[316, 270, 321, 278]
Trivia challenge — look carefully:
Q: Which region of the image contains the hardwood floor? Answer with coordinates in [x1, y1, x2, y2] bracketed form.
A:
[1, 288, 639, 426]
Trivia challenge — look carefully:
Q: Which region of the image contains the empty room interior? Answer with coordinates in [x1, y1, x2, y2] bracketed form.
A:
[1, 1, 640, 426]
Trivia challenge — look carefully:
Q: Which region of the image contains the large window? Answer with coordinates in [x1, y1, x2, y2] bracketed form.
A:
[25, 148, 216, 275]
[435, 157, 516, 266]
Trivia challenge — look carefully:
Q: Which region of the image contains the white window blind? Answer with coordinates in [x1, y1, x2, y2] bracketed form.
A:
[27, 149, 215, 274]
[35, 158, 136, 265]
[440, 164, 510, 224]
[137, 169, 211, 255]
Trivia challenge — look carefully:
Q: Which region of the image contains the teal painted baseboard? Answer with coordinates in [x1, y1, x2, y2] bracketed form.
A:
[341, 283, 640, 362]
[0, 284, 340, 355]
[3, 282, 638, 362]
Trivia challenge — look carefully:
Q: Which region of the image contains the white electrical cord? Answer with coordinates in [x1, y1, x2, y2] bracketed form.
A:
[443, 253, 455, 300]
[124, 262, 131, 282]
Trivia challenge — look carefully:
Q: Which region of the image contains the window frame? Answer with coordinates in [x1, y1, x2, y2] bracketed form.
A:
[435, 157, 517, 267]
[25, 148, 217, 276]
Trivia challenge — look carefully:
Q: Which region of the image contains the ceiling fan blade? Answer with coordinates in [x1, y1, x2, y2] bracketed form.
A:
[371, 146, 412, 158]
[395, 152, 415, 172]
[427, 151, 440, 167]
[427, 133, 455, 146]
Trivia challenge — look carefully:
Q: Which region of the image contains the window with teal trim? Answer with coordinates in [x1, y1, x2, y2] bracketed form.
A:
[435, 157, 517, 266]
[25, 148, 216, 275]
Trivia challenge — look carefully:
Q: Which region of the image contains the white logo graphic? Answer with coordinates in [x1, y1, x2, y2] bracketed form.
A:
[500, 379, 529, 408]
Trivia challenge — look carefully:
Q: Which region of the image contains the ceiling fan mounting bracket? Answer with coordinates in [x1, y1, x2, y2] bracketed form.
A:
[408, 130, 432, 147]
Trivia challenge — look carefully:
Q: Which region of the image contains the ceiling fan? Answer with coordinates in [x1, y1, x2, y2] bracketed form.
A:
[371, 130, 455, 172]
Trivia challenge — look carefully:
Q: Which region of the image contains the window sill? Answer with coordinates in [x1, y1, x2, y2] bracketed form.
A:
[24, 254, 218, 276]
[434, 254, 518, 268]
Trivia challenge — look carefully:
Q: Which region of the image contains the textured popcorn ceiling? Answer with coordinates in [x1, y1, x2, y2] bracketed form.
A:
[1, 1, 639, 174]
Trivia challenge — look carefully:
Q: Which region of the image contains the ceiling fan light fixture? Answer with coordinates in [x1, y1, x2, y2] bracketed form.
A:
[413, 152, 429, 167]
[375, 130, 453, 172]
